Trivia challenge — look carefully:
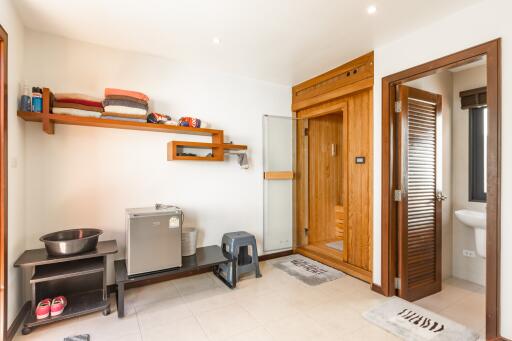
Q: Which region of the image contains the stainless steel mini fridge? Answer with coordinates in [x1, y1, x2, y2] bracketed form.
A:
[126, 205, 183, 276]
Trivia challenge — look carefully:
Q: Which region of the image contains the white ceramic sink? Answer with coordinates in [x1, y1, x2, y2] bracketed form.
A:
[454, 209, 486, 258]
[454, 209, 486, 228]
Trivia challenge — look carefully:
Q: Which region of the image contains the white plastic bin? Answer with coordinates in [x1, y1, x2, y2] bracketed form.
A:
[181, 228, 198, 256]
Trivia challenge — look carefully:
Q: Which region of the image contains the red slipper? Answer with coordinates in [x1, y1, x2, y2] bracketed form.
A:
[35, 298, 51, 319]
[50, 296, 67, 317]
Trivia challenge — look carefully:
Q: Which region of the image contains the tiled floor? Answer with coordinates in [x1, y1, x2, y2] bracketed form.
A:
[416, 277, 486, 339]
[13, 259, 484, 341]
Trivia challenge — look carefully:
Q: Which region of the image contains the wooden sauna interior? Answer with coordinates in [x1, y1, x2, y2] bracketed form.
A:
[293, 52, 373, 283]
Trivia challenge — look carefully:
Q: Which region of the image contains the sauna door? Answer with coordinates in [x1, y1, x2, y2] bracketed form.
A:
[396, 85, 443, 301]
[308, 114, 343, 245]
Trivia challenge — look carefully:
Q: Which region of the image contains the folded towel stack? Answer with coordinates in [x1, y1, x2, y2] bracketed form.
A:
[52, 93, 103, 118]
[102, 88, 149, 122]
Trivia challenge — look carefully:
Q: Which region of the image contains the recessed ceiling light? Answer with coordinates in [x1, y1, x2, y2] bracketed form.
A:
[367, 5, 377, 15]
[212, 37, 221, 45]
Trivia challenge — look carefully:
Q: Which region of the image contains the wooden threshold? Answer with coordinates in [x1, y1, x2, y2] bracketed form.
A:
[295, 245, 372, 283]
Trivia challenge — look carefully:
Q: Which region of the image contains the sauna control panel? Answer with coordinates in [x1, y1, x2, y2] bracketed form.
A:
[355, 156, 365, 164]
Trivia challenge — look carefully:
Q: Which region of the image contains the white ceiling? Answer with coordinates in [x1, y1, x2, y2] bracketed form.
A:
[13, 0, 482, 85]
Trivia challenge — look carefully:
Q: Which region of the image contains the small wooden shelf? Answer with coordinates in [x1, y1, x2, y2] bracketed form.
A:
[31, 257, 104, 284]
[168, 141, 247, 161]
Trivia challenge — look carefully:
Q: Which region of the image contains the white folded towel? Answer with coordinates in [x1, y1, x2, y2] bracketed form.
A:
[52, 107, 102, 118]
[103, 105, 147, 116]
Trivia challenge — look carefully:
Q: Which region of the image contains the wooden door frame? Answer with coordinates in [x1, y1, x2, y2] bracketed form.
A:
[380, 39, 501, 340]
[0, 24, 8, 341]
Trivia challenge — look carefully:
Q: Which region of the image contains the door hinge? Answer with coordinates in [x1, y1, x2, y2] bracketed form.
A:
[394, 189, 402, 202]
[395, 277, 401, 290]
[304, 127, 309, 136]
[395, 100, 402, 113]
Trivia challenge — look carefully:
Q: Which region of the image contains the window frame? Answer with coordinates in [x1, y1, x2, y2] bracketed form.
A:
[468, 106, 487, 202]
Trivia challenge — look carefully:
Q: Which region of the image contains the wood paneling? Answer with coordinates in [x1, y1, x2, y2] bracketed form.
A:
[293, 78, 373, 112]
[297, 98, 348, 119]
[334, 205, 348, 262]
[292, 52, 374, 111]
[346, 90, 373, 271]
[293, 52, 374, 279]
[308, 113, 343, 243]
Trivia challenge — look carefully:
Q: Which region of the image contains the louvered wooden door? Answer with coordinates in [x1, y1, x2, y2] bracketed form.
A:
[397, 85, 442, 301]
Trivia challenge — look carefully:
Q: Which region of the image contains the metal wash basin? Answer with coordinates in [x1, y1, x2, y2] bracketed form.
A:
[40, 228, 103, 257]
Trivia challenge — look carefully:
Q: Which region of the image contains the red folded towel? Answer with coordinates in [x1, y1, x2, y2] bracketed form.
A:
[53, 101, 103, 112]
[55, 98, 103, 108]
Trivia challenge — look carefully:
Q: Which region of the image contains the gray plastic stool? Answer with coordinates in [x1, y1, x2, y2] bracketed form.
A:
[219, 231, 261, 285]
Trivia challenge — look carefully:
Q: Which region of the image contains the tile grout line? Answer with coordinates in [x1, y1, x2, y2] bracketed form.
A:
[133, 301, 145, 341]
[174, 274, 217, 340]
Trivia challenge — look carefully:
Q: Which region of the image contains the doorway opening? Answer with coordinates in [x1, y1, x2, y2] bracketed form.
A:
[306, 112, 345, 257]
[380, 40, 500, 340]
[0, 24, 8, 341]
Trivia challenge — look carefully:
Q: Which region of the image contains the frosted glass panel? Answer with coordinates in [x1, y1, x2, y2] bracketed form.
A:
[265, 117, 294, 170]
[263, 115, 294, 252]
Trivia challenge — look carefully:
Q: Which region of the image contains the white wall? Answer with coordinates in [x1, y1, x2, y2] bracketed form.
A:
[452, 65, 487, 286]
[22, 30, 291, 285]
[372, 0, 512, 337]
[0, 0, 26, 328]
[405, 71, 453, 281]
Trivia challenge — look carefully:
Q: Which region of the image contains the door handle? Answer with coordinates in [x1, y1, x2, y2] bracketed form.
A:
[331, 144, 337, 156]
[436, 192, 447, 201]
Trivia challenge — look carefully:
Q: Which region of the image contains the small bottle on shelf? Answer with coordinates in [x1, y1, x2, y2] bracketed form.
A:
[31, 87, 43, 113]
[20, 83, 32, 112]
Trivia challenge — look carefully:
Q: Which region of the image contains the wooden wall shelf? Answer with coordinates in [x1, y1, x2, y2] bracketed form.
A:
[17, 111, 223, 137]
[18, 88, 248, 162]
[168, 141, 247, 161]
